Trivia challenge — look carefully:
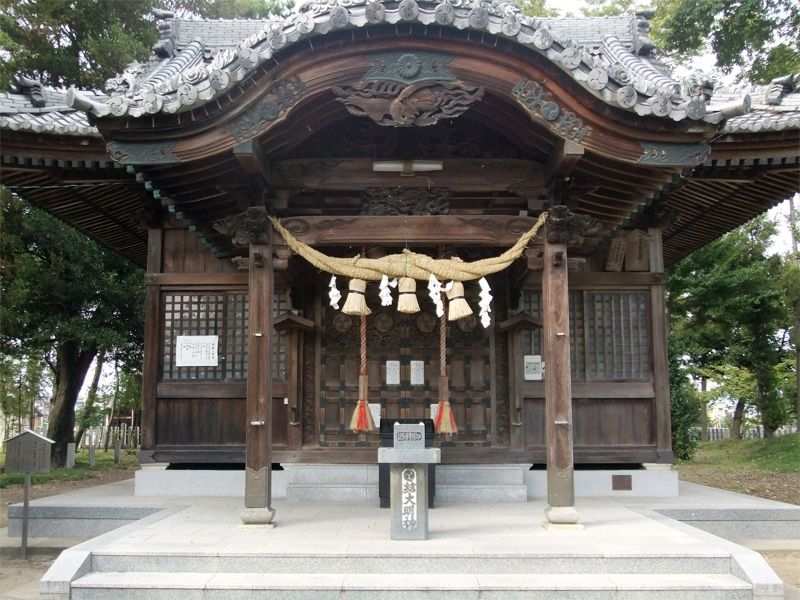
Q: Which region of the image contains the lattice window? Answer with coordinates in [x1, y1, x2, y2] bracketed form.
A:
[520, 291, 584, 379]
[586, 292, 648, 380]
[163, 293, 225, 380]
[162, 290, 288, 382]
[519, 290, 648, 381]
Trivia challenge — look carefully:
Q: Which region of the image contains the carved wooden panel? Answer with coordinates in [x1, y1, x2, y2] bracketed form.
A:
[316, 285, 494, 448]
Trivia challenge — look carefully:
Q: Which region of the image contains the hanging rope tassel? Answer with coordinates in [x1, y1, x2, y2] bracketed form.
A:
[435, 300, 457, 434]
[343, 278, 371, 316]
[397, 276, 420, 313]
[350, 313, 375, 432]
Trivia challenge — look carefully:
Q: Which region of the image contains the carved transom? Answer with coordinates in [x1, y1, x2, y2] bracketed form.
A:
[333, 80, 485, 127]
[361, 187, 451, 216]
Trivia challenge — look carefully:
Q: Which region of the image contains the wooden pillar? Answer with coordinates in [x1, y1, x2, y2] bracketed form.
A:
[139, 227, 162, 464]
[243, 239, 275, 522]
[542, 234, 579, 525]
[649, 227, 672, 461]
[541, 205, 598, 527]
[214, 208, 276, 525]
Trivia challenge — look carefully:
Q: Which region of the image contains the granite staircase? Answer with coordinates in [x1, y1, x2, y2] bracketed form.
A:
[62, 547, 759, 600]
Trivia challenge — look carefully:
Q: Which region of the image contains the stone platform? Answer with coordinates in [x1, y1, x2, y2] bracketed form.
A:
[5, 479, 798, 600]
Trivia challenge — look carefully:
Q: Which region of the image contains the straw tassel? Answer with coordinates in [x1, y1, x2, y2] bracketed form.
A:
[350, 314, 375, 432]
[342, 278, 371, 316]
[446, 281, 472, 321]
[435, 302, 457, 434]
[397, 276, 420, 313]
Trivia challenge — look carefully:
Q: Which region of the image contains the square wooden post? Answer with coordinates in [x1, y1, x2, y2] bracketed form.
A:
[241, 240, 276, 524]
[542, 236, 580, 526]
[213, 207, 276, 525]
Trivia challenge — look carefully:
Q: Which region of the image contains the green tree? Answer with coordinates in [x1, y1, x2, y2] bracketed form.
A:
[0, 0, 160, 90]
[517, 0, 559, 18]
[580, 0, 648, 17]
[668, 215, 791, 438]
[1, 192, 145, 466]
[0, 355, 50, 437]
[668, 335, 701, 460]
[169, 0, 293, 19]
[651, 0, 800, 83]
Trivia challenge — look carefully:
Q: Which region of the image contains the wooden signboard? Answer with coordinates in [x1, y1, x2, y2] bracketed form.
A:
[605, 236, 627, 272]
[4, 430, 54, 559]
[5, 430, 53, 474]
[624, 230, 650, 272]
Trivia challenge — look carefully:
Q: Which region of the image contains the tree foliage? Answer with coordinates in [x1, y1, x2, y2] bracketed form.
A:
[0, 191, 145, 465]
[668, 335, 701, 461]
[668, 215, 793, 437]
[169, 0, 294, 19]
[651, 0, 800, 83]
[0, 0, 160, 90]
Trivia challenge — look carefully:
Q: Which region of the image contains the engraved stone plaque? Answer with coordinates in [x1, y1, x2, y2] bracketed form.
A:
[393, 422, 425, 449]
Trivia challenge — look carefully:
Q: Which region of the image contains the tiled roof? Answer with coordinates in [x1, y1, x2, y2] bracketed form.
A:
[58, 0, 743, 123]
[717, 75, 800, 133]
[1, 0, 795, 134]
[0, 88, 100, 136]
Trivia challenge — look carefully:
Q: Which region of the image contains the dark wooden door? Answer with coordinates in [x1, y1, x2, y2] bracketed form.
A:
[317, 293, 493, 448]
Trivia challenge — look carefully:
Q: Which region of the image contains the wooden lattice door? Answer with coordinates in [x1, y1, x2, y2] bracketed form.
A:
[318, 294, 493, 448]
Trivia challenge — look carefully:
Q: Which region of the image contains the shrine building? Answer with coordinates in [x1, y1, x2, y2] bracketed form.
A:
[2, 0, 798, 516]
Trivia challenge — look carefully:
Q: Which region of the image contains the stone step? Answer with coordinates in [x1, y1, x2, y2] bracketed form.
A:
[284, 464, 530, 503]
[90, 550, 733, 576]
[71, 571, 752, 600]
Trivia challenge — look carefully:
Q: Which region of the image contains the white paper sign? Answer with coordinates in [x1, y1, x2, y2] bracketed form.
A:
[386, 360, 401, 385]
[369, 403, 381, 425]
[524, 355, 543, 380]
[410, 361, 425, 386]
[176, 335, 219, 367]
[430, 403, 439, 422]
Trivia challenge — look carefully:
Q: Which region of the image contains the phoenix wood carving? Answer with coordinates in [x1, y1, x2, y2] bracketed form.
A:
[333, 80, 485, 127]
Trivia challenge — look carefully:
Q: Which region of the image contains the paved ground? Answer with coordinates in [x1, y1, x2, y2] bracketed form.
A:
[1, 480, 798, 599]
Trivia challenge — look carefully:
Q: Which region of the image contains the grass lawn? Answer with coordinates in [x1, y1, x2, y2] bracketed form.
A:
[0, 449, 139, 489]
[675, 433, 799, 505]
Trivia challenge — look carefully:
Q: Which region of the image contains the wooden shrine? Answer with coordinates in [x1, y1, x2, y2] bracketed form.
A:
[2, 1, 798, 519]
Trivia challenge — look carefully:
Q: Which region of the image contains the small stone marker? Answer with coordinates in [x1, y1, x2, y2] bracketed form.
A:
[114, 439, 122, 464]
[66, 443, 76, 468]
[378, 422, 440, 541]
[4, 430, 54, 559]
[88, 444, 96, 466]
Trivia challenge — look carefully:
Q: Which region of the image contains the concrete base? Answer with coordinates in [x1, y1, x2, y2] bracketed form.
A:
[133, 463, 679, 502]
[525, 464, 679, 498]
[240, 507, 276, 526]
[135, 469, 288, 498]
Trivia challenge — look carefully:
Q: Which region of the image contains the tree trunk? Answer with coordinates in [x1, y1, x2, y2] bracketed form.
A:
[700, 378, 708, 442]
[730, 398, 745, 440]
[75, 352, 105, 448]
[104, 364, 120, 452]
[47, 339, 97, 468]
[790, 196, 800, 425]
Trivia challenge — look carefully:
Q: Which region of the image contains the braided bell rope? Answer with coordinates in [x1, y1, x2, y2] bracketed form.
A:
[268, 212, 548, 282]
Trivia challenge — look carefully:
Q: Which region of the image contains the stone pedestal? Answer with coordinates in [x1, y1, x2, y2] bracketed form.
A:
[378, 442, 440, 540]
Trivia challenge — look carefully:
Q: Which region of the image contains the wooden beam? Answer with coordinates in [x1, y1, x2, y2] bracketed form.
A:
[233, 139, 271, 183]
[270, 158, 546, 192]
[278, 215, 546, 247]
[546, 139, 584, 180]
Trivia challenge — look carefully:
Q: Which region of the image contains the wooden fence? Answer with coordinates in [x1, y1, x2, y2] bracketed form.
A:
[704, 425, 797, 441]
[80, 425, 140, 449]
